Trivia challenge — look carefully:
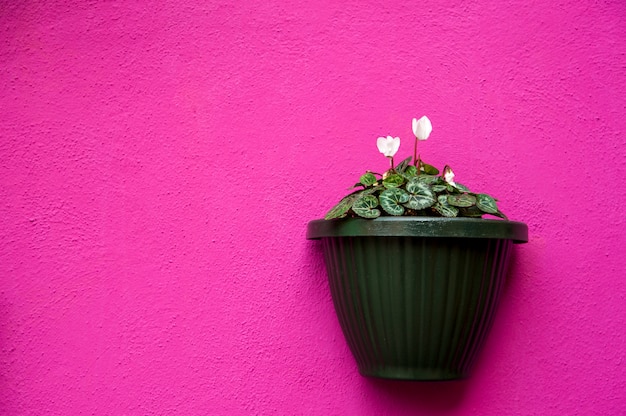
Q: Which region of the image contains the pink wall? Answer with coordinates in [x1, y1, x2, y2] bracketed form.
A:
[1, 0, 625, 414]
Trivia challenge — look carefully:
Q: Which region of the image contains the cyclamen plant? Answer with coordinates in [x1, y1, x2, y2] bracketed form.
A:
[325, 116, 507, 220]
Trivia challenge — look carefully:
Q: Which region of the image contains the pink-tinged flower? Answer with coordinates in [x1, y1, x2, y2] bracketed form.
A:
[377, 136, 400, 158]
[412, 116, 432, 141]
[443, 165, 456, 186]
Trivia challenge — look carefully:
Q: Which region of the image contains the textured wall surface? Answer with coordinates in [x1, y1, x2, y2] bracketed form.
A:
[1, 1, 625, 414]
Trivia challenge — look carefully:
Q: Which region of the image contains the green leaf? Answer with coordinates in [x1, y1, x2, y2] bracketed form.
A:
[421, 163, 439, 175]
[459, 206, 485, 218]
[432, 184, 447, 192]
[433, 203, 459, 217]
[404, 178, 436, 210]
[359, 172, 377, 187]
[476, 193, 498, 214]
[493, 210, 509, 220]
[395, 156, 413, 173]
[362, 186, 380, 196]
[433, 195, 459, 217]
[404, 165, 417, 177]
[455, 183, 470, 192]
[324, 191, 362, 220]
[352, 195, 381, 219]
[416, 174, 439, 184]
[380, 188, 410, 216]
[447, 193, 476, 207]
[383, 174, 405, 188]
[405, 177, 424, 194]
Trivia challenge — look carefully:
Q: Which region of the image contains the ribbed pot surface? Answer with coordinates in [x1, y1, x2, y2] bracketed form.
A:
[320, 235, 512, 380]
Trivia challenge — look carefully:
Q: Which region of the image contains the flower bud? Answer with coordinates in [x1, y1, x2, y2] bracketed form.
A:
[443, 165, 456, 186]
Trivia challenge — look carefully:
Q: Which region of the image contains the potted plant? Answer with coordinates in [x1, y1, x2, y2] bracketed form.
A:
[307, 116, 528, 381]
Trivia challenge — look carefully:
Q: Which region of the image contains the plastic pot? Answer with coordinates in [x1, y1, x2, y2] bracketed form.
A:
[307, 217, 528, 381]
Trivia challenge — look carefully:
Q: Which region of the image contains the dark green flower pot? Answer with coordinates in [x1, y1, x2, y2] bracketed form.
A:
[307, 217, 528, 381]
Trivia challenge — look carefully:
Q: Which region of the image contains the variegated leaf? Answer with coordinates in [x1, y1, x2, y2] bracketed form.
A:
[455, 183, 470, 192]
[383, 174, 405, 188]
[403, 165, 417, 177]
[380, 188, 410, 216]
[404, 178, 436, 210]
[395, 156, 413, 173]
[352, 195, 381, 219]
[434, 194, 459, 217]
[476, 193, 498, 214]
[416, 174, 439, 184]
[359, 172, 377, 187]
[324, 191, 362, 220]
[447, 193, 477, 207]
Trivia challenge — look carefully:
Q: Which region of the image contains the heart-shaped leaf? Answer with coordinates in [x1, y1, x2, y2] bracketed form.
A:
[404, 178, 436, 210]
[383, 174, 405, 188]
[433, 195, 459, 217]
[324, 191, 362, 220]
[476, 193, 498, 214]
[380, 188, 410, 216]
[359, 172, 377, 187]
[352, 195, 381, 219]
[455, 183, 470, 192]
[447, 193, 477, 207]
[403, 165, 417, 177]
[415, 174, 439, 184]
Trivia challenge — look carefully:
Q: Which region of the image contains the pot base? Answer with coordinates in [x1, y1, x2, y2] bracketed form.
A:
[361, 367, 466, 381]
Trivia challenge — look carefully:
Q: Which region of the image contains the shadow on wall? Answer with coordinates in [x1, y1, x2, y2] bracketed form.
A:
[366, 377, 469, 412]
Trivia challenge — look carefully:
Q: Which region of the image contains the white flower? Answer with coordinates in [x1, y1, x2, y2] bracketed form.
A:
[376, 136, 400, 158]
[412, 116, 432, 141]
[443, 165, 456, 186]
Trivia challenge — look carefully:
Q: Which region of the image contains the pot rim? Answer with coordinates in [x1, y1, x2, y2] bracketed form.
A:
[307, 217, 528, 243]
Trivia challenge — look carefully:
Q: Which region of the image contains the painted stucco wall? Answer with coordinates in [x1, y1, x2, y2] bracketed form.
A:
[1, 1, 625, 414]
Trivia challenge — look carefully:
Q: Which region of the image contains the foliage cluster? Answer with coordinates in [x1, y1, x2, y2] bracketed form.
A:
[324, 157, 506, 220]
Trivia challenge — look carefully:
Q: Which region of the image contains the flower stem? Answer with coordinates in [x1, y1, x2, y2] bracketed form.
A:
[413, 138, 418, 166]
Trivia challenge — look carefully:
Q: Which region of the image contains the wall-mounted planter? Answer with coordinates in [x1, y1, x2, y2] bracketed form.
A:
[307, 217, 528, 381]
